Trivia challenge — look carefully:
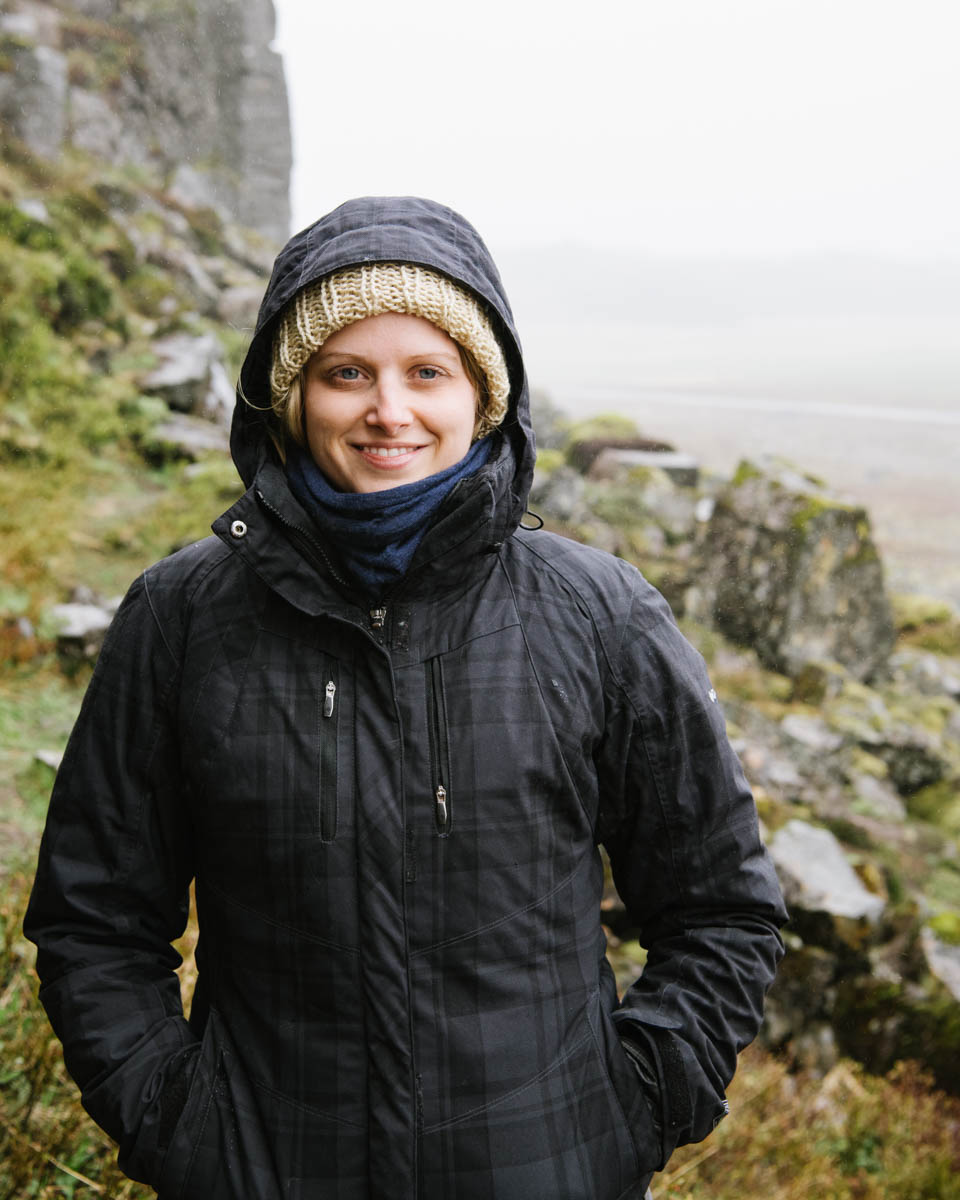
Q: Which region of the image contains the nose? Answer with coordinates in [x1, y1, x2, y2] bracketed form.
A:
[366, 376, 412, 433]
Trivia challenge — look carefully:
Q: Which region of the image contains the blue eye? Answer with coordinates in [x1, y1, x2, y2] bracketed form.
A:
[338, 367, 360, 381]
[417, 367, 439, 380]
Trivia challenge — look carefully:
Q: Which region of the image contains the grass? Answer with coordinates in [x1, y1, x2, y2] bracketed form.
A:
[660, 1051, 960, 1198]
[3, 105, 960, 1199]
[3, 865, 959, 1197]
[1, 872, 154, 1198]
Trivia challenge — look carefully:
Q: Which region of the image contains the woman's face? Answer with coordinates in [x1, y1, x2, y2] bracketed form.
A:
[302, 313, 478, 493]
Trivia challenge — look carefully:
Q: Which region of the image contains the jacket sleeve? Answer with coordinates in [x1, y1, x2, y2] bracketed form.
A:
[595, 571, 787, 1165]
[23, 569, 200, 1186]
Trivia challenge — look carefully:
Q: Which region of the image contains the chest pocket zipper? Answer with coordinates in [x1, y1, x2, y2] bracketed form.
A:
[319, 668, 339, 842]
[426, 657, 452, 836]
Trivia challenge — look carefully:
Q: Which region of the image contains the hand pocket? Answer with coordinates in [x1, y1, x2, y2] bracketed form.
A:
[155, 1008, 280, 1200]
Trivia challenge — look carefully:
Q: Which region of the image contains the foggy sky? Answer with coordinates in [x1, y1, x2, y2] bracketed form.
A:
[273, 0, 960, 259]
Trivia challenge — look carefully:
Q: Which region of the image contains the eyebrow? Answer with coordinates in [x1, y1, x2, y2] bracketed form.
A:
[314, 349, 462, 364]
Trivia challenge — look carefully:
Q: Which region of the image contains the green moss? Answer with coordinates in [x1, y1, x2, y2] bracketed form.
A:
[731, 459, 763, 487]
[848, 748, 889, 780]
[905, 624, 960, 657]
[584, 480, 648, 527]
[907, 780, 960, 834]
[892, 593, 956, 631]
[841, 539, 880, 568]
[561, 413, 641, 445]
[0, 202, 60, 251]
[929, 911, 960, 946]
[53, 252, 118, 332]
[789, 494, 856, 533]
[186, 206, 228, 257]
[928, 862, 960, 910]
[890, 594, 960, 655]
[60, 13, 146, 92]
[534, 447, 564, 476]
[125, 262, 188, 317]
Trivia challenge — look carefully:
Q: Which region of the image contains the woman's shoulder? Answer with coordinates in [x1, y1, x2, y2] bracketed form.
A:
[504, 527, 678, 648]
[142, 534, 235, 600]
[507, 527, 658, 606]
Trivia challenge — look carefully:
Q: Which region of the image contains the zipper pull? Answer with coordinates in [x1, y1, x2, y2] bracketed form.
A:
[435, 784, 449, 831]
[370, 607, 387, 630]
[323, 680, 337, 718]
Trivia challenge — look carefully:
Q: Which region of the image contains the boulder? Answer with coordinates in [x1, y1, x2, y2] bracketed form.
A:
[780, 713, 845, 755]
[686, 458, 895, 681]
[0, 42, 67, 160]
[874, 732, 947, 796]
[49, 597, 120, 670]
[217, 283, 264, 329]
[833, 969, 960, 1095]
[167, 163, 228, 219]
[890, 649, 960, 700]
[142, 413, 230, 463]
[920, 927, 960, 1003]
[589, 448, 699, 488]
[34, 749, 63, 772]
[770, 819, 885, 952]
[69, 87, 142, 166]
[529, 466, 591, 525]
[203, 359, 236, 425]
[567, 435, 673, 475]
[146, 242, 222, 316]
[849, 773, 907, 822]
[140, 333, 231, 421]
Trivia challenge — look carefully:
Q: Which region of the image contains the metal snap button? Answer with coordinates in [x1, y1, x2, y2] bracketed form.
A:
[230, 520, 248, 539]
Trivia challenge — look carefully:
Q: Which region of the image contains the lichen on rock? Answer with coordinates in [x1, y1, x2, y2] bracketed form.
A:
[686, 456, 896, 681]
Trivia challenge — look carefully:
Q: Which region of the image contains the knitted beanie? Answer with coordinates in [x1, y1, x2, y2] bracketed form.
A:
[270, 263, 511, 438]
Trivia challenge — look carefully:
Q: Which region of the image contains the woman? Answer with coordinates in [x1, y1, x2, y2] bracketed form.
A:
[26, 196, 786, 1199]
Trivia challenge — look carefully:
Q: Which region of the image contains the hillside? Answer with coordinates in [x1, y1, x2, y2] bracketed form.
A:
[1, 13, 960, 1194]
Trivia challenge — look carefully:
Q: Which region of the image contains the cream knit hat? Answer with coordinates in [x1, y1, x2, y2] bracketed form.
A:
[270, 262, 511, 438]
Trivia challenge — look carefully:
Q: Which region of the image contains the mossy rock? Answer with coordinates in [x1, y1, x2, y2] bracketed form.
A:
[892, 593, 960, 656]
[562, 413, 641, 445]
[0, 202, 61, 251]
[695, 457, 895, 681]
[893, 593, 957, 632]
[833, 975, 960, 1094]
[584, 479, 649, 528]
[907, 780, 960, 834]
[533, 447, 565, 477]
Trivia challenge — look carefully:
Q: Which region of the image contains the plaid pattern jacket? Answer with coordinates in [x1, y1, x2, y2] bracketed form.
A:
[26, 199, 786, 1199]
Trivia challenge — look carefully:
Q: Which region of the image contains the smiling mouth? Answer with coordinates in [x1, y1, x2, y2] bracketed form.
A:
[358, 445, 423, 458]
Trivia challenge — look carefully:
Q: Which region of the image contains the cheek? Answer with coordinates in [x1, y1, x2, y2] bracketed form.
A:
[303, 388, 352, 438]
[448, 384, 480, 443]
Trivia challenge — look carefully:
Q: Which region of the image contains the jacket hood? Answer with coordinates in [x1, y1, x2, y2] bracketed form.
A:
[233, 197, 536, 518]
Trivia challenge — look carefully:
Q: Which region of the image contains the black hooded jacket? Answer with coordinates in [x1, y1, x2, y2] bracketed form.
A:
[25, 197, 786, 1199]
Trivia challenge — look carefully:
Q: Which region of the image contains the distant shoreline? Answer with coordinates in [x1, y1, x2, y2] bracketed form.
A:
[545, 383, 960, 610]
[575, 387, 960, 427]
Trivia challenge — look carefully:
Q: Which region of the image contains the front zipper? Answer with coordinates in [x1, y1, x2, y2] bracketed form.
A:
[255, 488, 352, 590]
[426, 657, 452, 836]
[319, 665, 339, 842]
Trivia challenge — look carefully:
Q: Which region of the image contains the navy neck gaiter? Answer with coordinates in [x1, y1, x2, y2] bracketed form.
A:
[285, 438, 494, 597]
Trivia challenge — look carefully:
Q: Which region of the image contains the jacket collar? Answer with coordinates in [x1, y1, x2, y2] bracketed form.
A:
[213, 432, 519, 619]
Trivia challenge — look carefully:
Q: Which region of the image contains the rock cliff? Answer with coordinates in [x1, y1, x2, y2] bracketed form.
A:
[0, 0, 291, 245]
